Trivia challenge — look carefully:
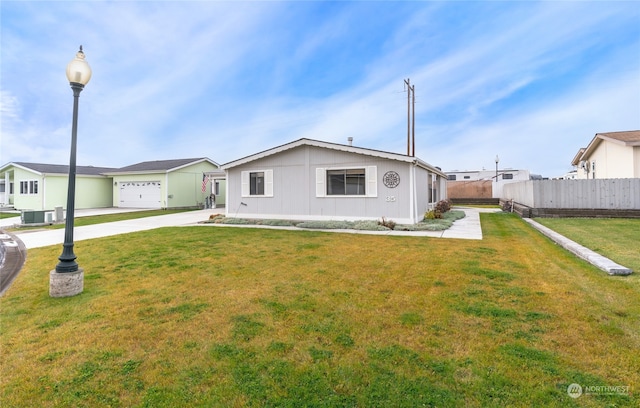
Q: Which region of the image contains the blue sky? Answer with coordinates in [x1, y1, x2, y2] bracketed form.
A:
[2, 1, 639, 177]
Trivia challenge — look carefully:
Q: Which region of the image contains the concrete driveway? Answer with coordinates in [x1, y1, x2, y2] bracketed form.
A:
[2, 208, 223, 249]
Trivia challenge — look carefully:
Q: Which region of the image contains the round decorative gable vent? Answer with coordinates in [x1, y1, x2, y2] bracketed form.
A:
[383, 171, 400, 188]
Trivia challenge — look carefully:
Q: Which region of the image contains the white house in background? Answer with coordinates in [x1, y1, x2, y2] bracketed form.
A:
[556, 170, 578, 180]
[221, 138, 447, 224]
[445, 168, 531, 198]
[571, 130, 640, 179]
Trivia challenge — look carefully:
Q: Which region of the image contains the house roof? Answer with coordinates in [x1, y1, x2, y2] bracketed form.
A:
[104, 158, 218, 175]
[575, 130, 640, 163]
[221, 138, 447, 177]
[597, 130, 640, 144]
[5, 162, 117, 176]
[570, 148, 586, 166]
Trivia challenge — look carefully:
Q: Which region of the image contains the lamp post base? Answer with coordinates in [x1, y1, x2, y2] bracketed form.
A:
[49, 268, 84, 298]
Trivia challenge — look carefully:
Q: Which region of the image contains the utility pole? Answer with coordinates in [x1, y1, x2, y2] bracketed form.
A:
[412, 83, 415, 157]
[404, 78, 415, 156]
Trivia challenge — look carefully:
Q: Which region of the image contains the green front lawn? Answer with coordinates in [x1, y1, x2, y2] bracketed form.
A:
[534, 217, 640, 272]
[1, 213, 638, 407]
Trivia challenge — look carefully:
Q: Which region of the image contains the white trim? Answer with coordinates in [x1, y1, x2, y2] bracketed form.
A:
[264, 169, 273, 197]
[315, 168, 326, 197]
[103, 158, 220, 176]
[165, 172, 170, 208]
[241, 169, 273, 198]
[226, 212, 416, 225]
[241, 171, 250, 197]
[19, 179, 39, 195]
[319, 166, 377, 198]
[166, 158, 220, 172]
[409, 164, 416, 223]
[366, 166, 377, 198]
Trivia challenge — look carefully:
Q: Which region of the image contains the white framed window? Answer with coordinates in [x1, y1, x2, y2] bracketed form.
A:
[316, 166, 377, 197]
[241, 170, 273, 197]
[502, 173, 513, 180]
[20, 180, 38, 195]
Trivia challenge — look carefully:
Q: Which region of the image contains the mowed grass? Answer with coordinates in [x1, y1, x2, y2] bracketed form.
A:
[534, 217, 640, 272]
[1, 213, 638, 407]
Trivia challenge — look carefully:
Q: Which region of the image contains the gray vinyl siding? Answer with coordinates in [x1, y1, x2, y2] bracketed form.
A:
[226, 145, 417, 222]
[415, 166, 430, 220]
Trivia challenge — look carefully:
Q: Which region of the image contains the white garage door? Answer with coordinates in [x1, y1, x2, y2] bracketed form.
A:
[119, 181, 162, 208]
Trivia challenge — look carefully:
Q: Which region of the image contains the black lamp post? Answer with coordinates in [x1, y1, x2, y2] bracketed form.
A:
[54, 46, 92, 275]
[50, 46, 92, 297]
[495, 155, 499, 180]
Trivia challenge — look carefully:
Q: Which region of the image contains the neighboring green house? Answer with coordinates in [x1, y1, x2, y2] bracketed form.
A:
[0, 162, 115, 211]
[0, 158, 225, 211]
[104, 158, 224, 209]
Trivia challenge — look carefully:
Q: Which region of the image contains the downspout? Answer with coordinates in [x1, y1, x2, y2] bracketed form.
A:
[4, 171, 10, 205]
[409, 162, 416, 223]
[165, 172, 169, 209]
[42, 174, 46, 210]
[224, 170, 229, 217]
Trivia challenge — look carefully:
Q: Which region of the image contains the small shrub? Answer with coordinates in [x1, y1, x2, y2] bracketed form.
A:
[435, 199, 452, 213]
[424, 210, 442, 220]
[378, 217, 396, 230]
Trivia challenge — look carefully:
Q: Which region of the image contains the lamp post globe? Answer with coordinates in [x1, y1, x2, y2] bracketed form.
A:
[66, 46, 92, 86]
[50, 46, 91, 297]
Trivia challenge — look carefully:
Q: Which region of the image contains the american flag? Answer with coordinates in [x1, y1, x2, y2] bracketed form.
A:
[201, 174, 209, 192]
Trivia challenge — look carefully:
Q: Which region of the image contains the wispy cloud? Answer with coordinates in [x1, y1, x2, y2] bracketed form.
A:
[1, 1, 638, 177]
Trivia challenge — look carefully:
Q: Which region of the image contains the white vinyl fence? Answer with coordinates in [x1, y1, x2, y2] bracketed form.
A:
[502, 179, 640, 209]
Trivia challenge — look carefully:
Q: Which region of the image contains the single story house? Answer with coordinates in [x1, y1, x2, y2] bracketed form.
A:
[1, 158, 224, 211]
[0, 162, 116, 210]
[221, 138, 447, 224]
[103, 158, 223, 209]
[571, 130, 640, 179]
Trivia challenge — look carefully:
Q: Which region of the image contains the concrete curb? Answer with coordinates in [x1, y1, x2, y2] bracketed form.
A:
[523, 218, 633, 276]
[0, 230, 27, 296]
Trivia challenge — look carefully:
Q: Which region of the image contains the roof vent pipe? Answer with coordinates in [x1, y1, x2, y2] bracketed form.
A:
[348, 137, 353, 146]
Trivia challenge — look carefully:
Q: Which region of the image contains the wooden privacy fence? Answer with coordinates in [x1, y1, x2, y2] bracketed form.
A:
[502, 179, 640, 217]
[447, 180, 493, 199]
